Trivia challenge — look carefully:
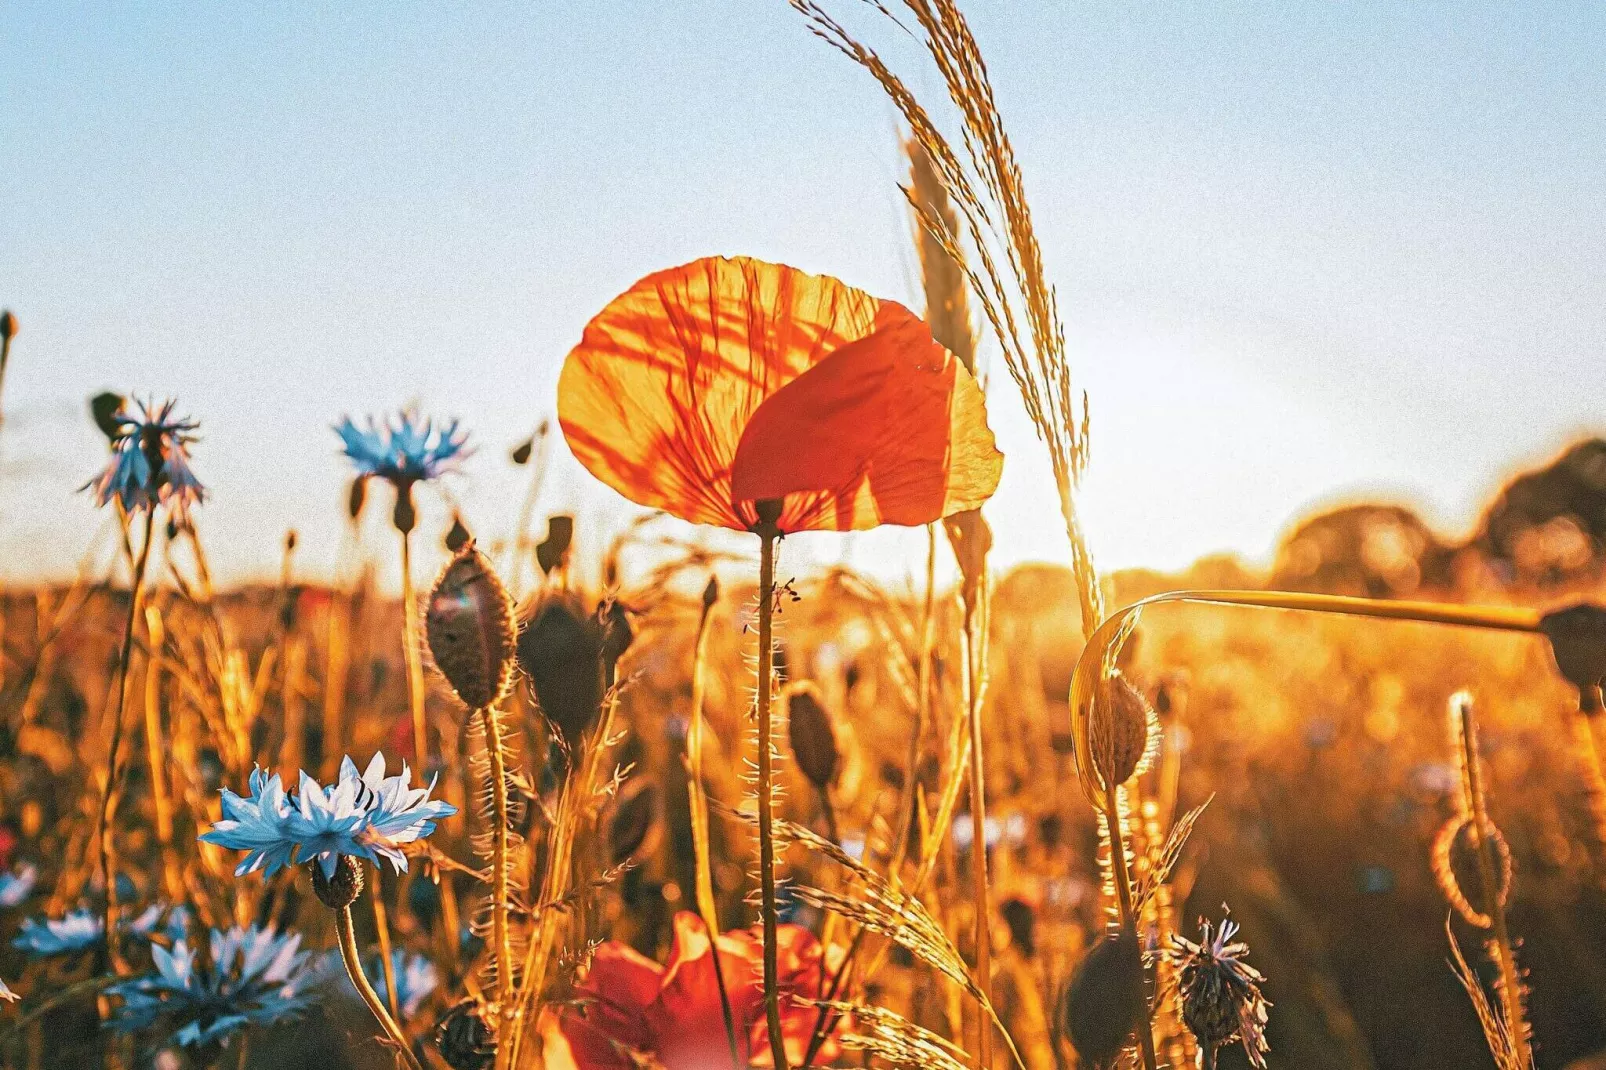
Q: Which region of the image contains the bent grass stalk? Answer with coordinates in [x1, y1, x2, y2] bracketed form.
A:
[685, 581, 743, 1069]
[96, 509, 156, 976]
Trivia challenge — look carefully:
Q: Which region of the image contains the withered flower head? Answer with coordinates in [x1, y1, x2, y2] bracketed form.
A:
[426, 545, 518, 711]
[435, 998, 494, 1070]
[786, 681, 840, 791]
[1168, 914, 1271, 1069]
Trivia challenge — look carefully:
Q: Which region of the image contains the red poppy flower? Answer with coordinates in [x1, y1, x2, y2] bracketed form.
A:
[541, 912, 842, 1070]
[558, 256, 1002, 533]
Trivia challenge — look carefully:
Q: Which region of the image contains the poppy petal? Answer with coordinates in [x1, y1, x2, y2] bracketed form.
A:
[730, 307, 1002, 531]
[558, 257, 887, 531]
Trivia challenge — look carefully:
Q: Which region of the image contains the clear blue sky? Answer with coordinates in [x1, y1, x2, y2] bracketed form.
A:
[3, 2, 1603, 589]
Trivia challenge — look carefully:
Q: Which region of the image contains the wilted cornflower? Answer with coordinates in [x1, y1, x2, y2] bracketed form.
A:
[200, 754, 455, 880]
[12, 903, 189, 959]
[108, 924, 313, 1049]
[83, 398, 205, 516]
[1168, 915, 1271, 1069]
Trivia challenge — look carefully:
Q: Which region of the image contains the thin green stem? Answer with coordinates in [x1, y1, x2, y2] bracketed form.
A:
[97, 511, 155, 976]
[755, 514, 789, 1070]
[335, 901, 424, 1070]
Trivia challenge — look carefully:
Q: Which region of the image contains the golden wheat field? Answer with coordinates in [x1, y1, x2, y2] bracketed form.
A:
[4, 3, 1606, 1070]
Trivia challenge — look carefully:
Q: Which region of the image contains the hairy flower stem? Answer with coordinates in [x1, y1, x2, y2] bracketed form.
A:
[336, 901, 424, 1070]
[685, 582, 743, 1069]
[754, 509, 789, 1070]
[96, 511, 155, 976]
[1103, 794, 1160, 1070]
[962, 584, 993, 1070]
[481, 706, 516, 1022]
[1456, 698, 1531, 1064]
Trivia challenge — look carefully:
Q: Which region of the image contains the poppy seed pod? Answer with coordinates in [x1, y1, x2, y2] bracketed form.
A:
[536, 515, 574, 576]
[511, 436, 534, 466]
[1539, 602, 1606, 712]
[310, 855, 365, 910]
[435, 999, 495, 1070]
[1086, 671, 1157, 790]
[518, 596, 606, 748]
[445, 514, 472, 553]
[787, 682, 840, 791]
[608, 781, 660, 866]
[1061, 923, 1145, 1069]
[426, 545, 518, 711]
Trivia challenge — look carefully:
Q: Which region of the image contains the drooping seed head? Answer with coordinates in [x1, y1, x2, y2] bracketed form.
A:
[1060, 923, 1145, 1069]
[518, 596, 606, 748]
[1085, 671, 1158, 790]
[426, 545, 518, 710]
[435, 999, 495, 1070]
[608, 781, 660, 866]
[786, 681, 840, 791]
[310, 855, 364, 910]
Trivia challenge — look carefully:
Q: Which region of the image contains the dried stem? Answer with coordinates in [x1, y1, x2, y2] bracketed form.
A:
[961, 577, 992, 1069]
[370, 871, 401, 1020]
[140, 605, 184, 903]
[335, 899, 424, 1070]
[685, 581, 743, 1069]
[96, 510, 155, 975]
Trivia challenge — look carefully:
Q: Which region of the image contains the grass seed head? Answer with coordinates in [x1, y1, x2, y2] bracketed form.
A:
[1088, 671, 1158, 790]
[426, 544, 518, 711]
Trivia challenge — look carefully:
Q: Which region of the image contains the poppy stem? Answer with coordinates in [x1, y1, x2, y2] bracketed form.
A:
[754, 506, 790, 1070]
[335, 899, 424, 1070]
[398, 525, 430, 779]
[481, 705, 517, 1020]
[96, 509, 155, 978]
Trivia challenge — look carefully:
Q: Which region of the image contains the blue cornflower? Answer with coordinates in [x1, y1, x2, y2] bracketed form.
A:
[335, 411, 471, 486]
[108, 924, 313, 1048]
[13, 909, 102, 957]
[83, 398, 205, 516]
[200, 755, 456, 881]
[321, 948, 439, 1020]
[0, 863, 37, 908]
[11, 902, 190, 959]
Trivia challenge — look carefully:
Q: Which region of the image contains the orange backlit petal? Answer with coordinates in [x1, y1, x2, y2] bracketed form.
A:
[730, 306, 1003, 532]
[557, 257, 885, 530]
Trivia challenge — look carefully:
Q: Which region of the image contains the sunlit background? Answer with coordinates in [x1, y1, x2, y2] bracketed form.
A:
[3, 2, 1602, 589]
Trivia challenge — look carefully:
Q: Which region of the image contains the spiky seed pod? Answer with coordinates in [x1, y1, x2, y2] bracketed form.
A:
[310, 856, 365, 910]
[518, 596, 605, 748]
[435, 999, 495, 1070]
[786, 682, 840, 791]
[426, 545, 518, 711]
[536, 514, 575, 576]
[1169, 916, 1271, 1069]
[347, 477, 367, 521]
[1433, 816, 1513, 928]
[1061, 923, 1145, 1069]
[608, 781, 660, 866]
[1539, 602, 1606, 713]
[1086, 671, 1158, 790]
[445, 514, 472, 552]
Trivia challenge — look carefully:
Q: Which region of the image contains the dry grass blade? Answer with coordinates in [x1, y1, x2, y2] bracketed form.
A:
[819, 1000, 975, 1070]
[1447, 920, 1532, 1070]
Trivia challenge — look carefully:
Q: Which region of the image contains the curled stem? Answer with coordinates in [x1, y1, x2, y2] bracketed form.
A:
[755, 518, 789, 1070]
[335, 901, 424, 1070]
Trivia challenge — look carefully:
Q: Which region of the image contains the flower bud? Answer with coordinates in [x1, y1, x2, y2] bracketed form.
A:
[702, 575, 720, 611]
[1085, 671, 1157, 790]
[518, 597, 605, 748]
[608, 781, 660, 866]
[310, 856, 364, 910]
[445, 514, 472, 553]
[435, 999, 495, 1070]
[1540, 602, 1606, 713]
[347, 477, 367, 522]
[536, 515, 574, 576]
[393, 484, 417, 534]
[1061, 923, 1145, 1069]
[426, 545, 518, 710]
[786, 682, 839, 791]
[0, 310, 16, 341]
